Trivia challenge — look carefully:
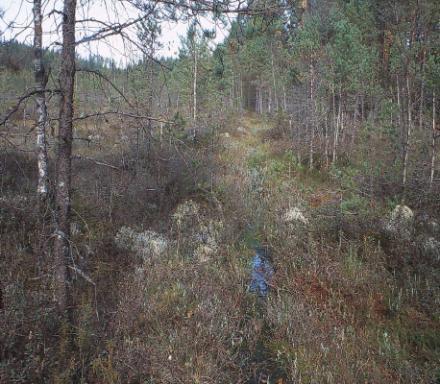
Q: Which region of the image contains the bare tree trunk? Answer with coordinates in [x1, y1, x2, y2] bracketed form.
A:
[289, 118, 293, 142]
[54, 0, 76, 313]
[193, 43, 197, 125]
[430, 91, 437, 189]
[361, 94, 365, 122]
[324, 113, 329, 168]
[340, 108, 345, 146]
[402, 74, 412, 196]
[309, 63, 315, 170]
[258, 82, 263, 114]
[397, 75, 402, 131]
[239, 73, 243, 114]
[419, 80, 424, 131]
[33, 0, 49, 198]
[255, 86, 260, 113]
[332, 85, 341, 165]
[268, 87, 272, 114]
[270, 43, 279, 112]
[282, 85, 287, 112]
[230, 84, 234, 109]
[351, 95, 359, 149]
[419, 51, 426, 131]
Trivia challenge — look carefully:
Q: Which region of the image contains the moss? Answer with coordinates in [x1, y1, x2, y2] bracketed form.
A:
[247, 148, 270, 170]
[340, 194, 369, 214]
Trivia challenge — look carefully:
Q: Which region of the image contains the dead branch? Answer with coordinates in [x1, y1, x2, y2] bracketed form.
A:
[76, 68, 134, 108]
[73, 110, 174, 124]
[0, 89, 60, 126]
[68, 265, 95, 285]
[72, 154, 121, 170]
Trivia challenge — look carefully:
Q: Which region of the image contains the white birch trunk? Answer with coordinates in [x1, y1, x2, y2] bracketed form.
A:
[33, 0, 49, 197]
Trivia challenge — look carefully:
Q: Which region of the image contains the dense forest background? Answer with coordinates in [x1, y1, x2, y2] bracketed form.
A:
[0, 0, 439, 383]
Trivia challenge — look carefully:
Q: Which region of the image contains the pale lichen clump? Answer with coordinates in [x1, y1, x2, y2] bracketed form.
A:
[172, 199, 200, 228]
[172, 200, 224, 263]
[115, 226, 169, 261]
[385, 205, 414, 240]
[283, 206, 309, 226]
[194, 219, 224, 262]
[0, 195, 29, 204]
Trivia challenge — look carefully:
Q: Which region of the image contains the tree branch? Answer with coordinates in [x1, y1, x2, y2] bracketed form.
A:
[76, 68, 134, 108]
[0, 89, 60, 126]
[73, 110, 174, 124]
[72, 154, 120, 170]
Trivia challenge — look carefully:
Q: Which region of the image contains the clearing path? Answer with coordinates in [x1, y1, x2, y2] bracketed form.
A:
[217, 115, 293, 383]
[211, 114, 434, 383]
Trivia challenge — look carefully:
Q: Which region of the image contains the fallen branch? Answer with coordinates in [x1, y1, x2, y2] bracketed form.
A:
[72, 155, 120, 170]
[68, 266, 95, 286]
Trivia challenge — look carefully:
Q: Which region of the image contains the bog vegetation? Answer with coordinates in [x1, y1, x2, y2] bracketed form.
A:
[0, 0, 439, 383]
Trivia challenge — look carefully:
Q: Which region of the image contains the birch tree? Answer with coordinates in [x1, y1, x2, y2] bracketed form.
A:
[33, 0, 49, 198]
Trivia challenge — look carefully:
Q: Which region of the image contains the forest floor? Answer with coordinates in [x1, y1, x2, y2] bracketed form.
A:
[210, 113, 439, 383]
[1, 113, 439, 384]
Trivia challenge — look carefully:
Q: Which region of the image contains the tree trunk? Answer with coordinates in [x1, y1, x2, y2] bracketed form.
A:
[309, 63, 314, 170]
[419, 79, 424, 131]
[230, 84, 234, 109]
[361, 94, 365, 122]
[193, 42, 197, 125]
[430, 91, 437, 189]
[54, 0, 76, 313]
[332, 86, 341, 165]
[289, 118, 293, 142]
[340, 108, 345, 146]
[324, 114, 329, 168]
[270, 43, 279, 112]
[258, 82, 263, 114]
[239, 73, 243, 114]
[33, 0, 49, 198]
[402, 74, 412, 197]
[397, 75, 402, 131]
[268, 87, 272, 114]
[282, 85, 287, 112]
[351, 95, 359, 149]
[419, 51, 426, 131]
[255, 86, 260, 113]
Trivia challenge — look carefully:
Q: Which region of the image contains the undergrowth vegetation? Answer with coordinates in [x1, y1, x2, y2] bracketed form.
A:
[1, 0, 439, 381]
[1, 113, 439, 383]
